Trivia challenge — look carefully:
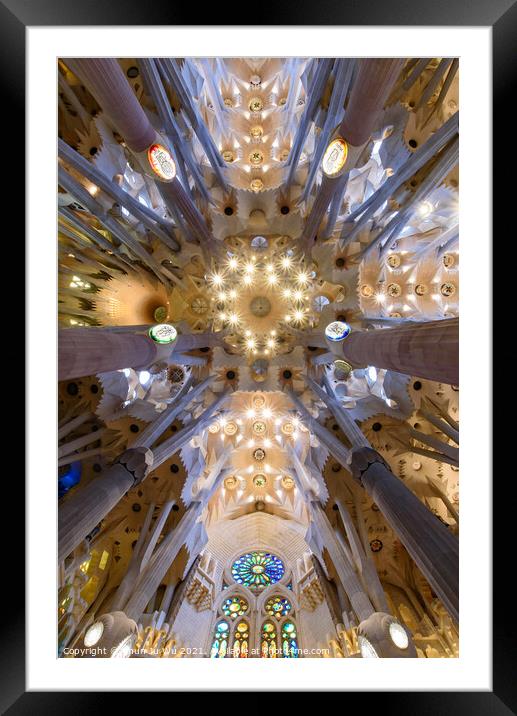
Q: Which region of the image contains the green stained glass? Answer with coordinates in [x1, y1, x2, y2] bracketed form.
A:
[222, 596, 249, 619]
[261, 621, 278, 658]
[231, 551, 285, 592]
[265, 595, 292, 620]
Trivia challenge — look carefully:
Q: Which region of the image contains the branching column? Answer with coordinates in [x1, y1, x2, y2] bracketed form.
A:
[302, 380, 459, 622]
[58, 390, 228, 560]
[287, 443, 374, 623]
[309, 500, 375, 623]
[123, 453, 230, 621]
[349, 448, 459, 623]
[300, 59, 405, 249]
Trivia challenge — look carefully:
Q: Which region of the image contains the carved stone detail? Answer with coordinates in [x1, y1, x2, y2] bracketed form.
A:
[349, 446, 390, 486]
[116, 447, 154, 486]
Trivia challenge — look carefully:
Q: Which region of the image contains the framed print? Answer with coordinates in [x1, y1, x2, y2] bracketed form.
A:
[6, 0, 508, 709]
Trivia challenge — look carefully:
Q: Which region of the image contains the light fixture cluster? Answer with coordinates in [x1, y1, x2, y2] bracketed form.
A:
[206, 249, 318, 356]
[213, 398, 307, 497]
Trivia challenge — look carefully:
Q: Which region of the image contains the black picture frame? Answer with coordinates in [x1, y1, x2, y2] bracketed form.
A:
[8, 0, 506, 709]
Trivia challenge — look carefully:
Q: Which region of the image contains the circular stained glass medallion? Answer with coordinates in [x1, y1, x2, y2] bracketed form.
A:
[147, 143, 176, 182]
[148, 323, 177, 344]
[322, 137, 348, 177]
[265, 595, 292, 620]
[231, 552, 285, 592]
[325, 321, 351, 342]
[222, 596, 249, 620]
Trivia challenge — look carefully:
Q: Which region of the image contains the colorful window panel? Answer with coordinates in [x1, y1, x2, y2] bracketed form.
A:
[222, 595, 249, 620]
[232, 621, 249, 658]
[281, 620, 299, 658]
[210, 620, 230, 658]
[265, 595, 292, 620]
[261, 621, 278, 658]
[231, 551, 285, 592]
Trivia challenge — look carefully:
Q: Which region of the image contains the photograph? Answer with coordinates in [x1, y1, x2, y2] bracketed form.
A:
[55, 55, 461, 662]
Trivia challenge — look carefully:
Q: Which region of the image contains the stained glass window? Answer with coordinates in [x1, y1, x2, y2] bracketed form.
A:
[281, 620, 299, 658]
[222, 596, 249, 620]
[232, 621, 249, 658]
[265, 595, 292, 620]
[231, 552, 285, 592]
[210, 620, 229, 658]
[261, 621, 278, 658]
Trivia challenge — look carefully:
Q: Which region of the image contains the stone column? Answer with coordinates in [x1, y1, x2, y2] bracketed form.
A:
[350, 447, 459, 623]
[335, 498, 390, 614]
[123, 502, 204, 622]
[59, 328, 158, 381]
[159, 583, 176, 617]
[340, 59, 405, 147]
[58, 447, 153, 561]
[59, 391, 228, 560]
[298, 382, 459, 622]
[110, 500, 175, 613]
[122, 447, 229, 621]
[311, 555, 347, 628]
[340, 318, 459, 385]
[131, 376, 211, 449]
[68, 59, 155, 153]
[288, 391, 351, 467]
[300, 59, 405, 250]
[309, 500, 375, 622]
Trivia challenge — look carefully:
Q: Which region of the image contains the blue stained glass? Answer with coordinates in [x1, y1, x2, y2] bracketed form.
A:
[210, 620, 230, 658]
[231, 551, 285, 592]
[281, 621, 299, 658]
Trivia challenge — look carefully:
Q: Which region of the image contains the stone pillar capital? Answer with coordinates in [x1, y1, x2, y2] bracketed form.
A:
[349, 446, 390, 486]
[116, 447, 154, 486]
